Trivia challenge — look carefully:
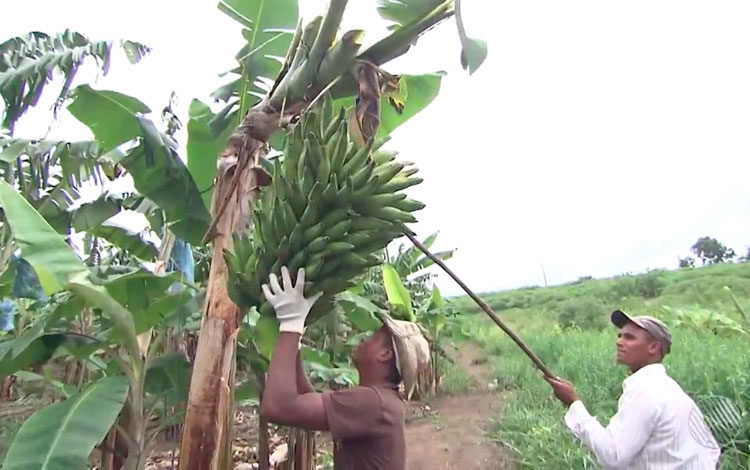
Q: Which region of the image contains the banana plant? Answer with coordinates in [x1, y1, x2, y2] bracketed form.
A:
[361, 231, 455, 315]
[0, 29, 149, 132]
[181, 0, 485, 465]
[0, 180, 195, 469]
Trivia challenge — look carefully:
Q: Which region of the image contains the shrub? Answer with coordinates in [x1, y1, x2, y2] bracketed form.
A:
[634, 271, 666, 299]
[558, 297, 608, 331]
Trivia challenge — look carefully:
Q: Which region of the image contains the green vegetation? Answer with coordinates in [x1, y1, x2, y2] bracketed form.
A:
[449, 262, 750, 468]
[440, 361, 476, 395]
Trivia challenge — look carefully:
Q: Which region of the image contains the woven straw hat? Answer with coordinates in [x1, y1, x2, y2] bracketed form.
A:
[376, 311, 431, 399]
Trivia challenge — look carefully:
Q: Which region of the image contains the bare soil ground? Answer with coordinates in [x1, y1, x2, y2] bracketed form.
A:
[404, 342, 513, 470]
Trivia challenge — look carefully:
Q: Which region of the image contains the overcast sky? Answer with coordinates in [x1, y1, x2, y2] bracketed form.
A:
[5, 0, 750, 296]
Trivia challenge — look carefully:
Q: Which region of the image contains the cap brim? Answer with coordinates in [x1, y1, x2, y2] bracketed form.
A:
[611, 309, 633, 328]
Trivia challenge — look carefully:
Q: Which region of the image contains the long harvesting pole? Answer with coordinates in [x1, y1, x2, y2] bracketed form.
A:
[401, 227, 555, 378]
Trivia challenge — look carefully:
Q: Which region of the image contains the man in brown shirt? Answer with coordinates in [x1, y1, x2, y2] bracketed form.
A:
[260, 266, 424, 469]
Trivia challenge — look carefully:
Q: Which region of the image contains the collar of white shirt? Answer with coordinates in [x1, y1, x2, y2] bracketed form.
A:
[622, 362, 665, 391]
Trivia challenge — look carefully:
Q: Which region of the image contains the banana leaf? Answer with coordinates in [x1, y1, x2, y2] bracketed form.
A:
[381, 264, 414, 321]
[0, 179, 87, 294]
[0, 180, 140, 357]
[2, 376, 129, 470]
[67, 86, 210, 245]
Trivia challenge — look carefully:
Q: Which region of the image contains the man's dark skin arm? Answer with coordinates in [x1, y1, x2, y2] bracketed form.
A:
[296, 348, 315, 395]
[261, 332, 328, 430]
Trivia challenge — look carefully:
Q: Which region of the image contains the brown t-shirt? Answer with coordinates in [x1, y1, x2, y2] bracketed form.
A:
[322, 385, 406, 470]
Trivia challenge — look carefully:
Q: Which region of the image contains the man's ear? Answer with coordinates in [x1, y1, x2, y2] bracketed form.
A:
[647, 340, 662, 357]
[376, 347, 394, 364]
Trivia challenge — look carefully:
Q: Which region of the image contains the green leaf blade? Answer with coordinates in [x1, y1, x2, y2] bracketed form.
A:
[67, 85, 150, 151]
[377, 0, 445, 27]
[378, 73, 443, 138]
[186, 99, 233, 209]
[0, 180, 87, 294]
[381, 264, 414, 321]
[3, 376, 129, 470]
[455, 0, 487, 74]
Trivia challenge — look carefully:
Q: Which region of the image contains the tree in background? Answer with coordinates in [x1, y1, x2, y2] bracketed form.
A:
[691, 236, 736, 265]
[678, 256, 695, 268]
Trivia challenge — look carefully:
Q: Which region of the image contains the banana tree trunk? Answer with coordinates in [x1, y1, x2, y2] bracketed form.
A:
[179, 129, 266, 470]
[1, 375, 14, 400]
[292, 429, 315, 470]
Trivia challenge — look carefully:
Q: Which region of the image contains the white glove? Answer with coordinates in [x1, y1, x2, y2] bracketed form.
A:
[262, 266, 322, 334]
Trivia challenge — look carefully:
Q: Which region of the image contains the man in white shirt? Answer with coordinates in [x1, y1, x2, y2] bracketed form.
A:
[546, 310, 721, 469]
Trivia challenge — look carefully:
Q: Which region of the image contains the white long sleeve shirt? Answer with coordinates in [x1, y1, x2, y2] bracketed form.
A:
[564, 363, 721, 469]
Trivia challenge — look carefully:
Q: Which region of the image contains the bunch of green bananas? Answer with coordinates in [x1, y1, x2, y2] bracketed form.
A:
[224, 98, 424, 323]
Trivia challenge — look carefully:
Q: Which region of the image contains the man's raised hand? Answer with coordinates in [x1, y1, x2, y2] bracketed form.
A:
[262, 266, 322, 334]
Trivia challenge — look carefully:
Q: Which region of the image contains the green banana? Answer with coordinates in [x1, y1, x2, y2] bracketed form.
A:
[297, 146, 308, 182]
[351, 163, 374, 189]
[320, 207, 349, 228]
[350, 216, 394, 232]
[326, 219, 351, 240]
[299, 199, 319, 228]
[372, 150, 397, 165]
[225, 101, 425, 316]
[289, 225, 303, 253]
[351, 175, 381, 200]
[366, 206, 417, 224]
[283, 203, 298, 231]
[353, 193, 407, 214]
[308, 236, 331, 253]
[304, 255, 325, 279]
[302, 222, 324, 243]
[287, 250, 307, 273]
[330, 122, 349, 173]
[375, 176, 423, 194]
[342, 231, 375, 246]
[277, 236, 290, 262]
[334, 177, 354, 205]
[307, 133, 325, 174]
[373, 161, 404, 182]
[321, 175, 338, 205]
[322, 241, 355, 256]
[288, 182, 307, 218]
[339, 138, 374, 180]
[316, 142, 331, 185]
[323, 107, 345, 142]
[320, 97, 334, 136]
[340, 252, 369, 267]
[261, 210, 276, 247]
[224, 250, 241, 276]
[400, 167, 419, 178]
[391, 198, 426, 212]
[243, 250, 258, 275]
[316, 258, 341, 279]
[273, 203, 287, 241]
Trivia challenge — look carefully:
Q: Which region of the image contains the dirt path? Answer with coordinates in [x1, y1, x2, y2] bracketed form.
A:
[405, 343, 514, 470]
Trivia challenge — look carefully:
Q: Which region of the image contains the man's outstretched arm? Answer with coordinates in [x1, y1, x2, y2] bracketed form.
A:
[259, 267, 328, 430]
[296, 349, 316, 395]
[262, 332, 328, 429]
[546, 376, 655, 467]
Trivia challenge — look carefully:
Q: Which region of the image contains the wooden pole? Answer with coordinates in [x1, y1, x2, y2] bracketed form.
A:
[401, 228, 555, 379]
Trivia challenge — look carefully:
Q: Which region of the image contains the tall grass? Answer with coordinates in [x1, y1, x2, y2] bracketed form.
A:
[448, 262, 750, 469]
[457, 318, 750, 468]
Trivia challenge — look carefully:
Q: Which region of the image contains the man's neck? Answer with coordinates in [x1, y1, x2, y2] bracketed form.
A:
[629, 359, 662, 374]
[358, 369, 388, 388]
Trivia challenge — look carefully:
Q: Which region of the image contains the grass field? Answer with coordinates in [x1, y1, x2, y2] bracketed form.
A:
[447, 262, 750, 469]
